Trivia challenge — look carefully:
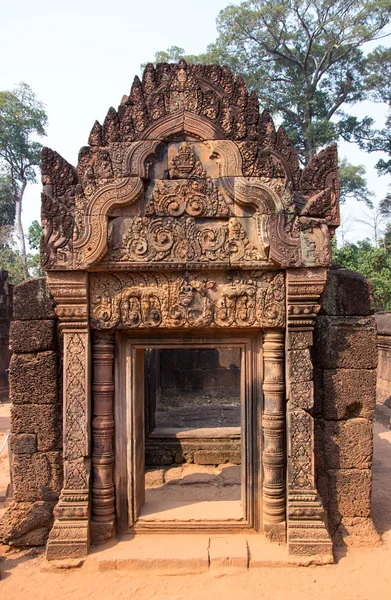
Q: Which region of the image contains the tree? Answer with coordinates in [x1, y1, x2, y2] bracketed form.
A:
[338, 158, 374, 206]
[0, 82, 47, 278]
[334, 239, 391, 310]
[147, 1, 391, 165]
[0, 175, 15, 226]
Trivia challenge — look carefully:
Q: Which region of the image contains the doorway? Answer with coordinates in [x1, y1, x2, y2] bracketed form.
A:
[114, 332, 263, 533]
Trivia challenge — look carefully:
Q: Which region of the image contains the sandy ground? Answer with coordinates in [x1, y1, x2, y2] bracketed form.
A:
[0, 410, 391, 599]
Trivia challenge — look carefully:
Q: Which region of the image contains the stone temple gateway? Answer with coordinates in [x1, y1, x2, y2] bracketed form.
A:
[1, 62, 379, 563]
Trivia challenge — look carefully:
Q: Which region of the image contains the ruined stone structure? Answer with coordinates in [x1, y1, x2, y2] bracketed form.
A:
[0, 270, 13, 403]
[0, 62, 378, 562]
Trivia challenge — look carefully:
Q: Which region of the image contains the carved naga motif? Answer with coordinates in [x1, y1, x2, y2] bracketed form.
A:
[89, 271, 285, 330]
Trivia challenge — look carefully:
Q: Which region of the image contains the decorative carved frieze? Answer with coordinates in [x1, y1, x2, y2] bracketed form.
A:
[89, 270, 285, 330]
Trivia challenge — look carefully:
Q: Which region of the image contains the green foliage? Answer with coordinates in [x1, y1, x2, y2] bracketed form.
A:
[147, 1, 391, 164]
[0, 224, 42, 283]
[0, 82, 47, 277]
[363, 47, 391, 179]
[0, 82, 47, 187]
[27, 219, 43, 251]
[334, 239, 391, 310]
[338, 158, 374, 206]
[0, 175, 15, 226]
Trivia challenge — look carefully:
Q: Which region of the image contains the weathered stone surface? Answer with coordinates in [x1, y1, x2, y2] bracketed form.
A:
[320, 267, 374, 316]
[0, 501, 54, 544]
[327, 469, 372, 521]
[322, 419, 373, 470]
[11, 433, 37, 454]
[12, 452, 63, 502]
[10, 526, 49, 547]
[9, 351, 58, 405]
[10, 320, 56, 353]
[314, 316, 377, 369]
[375, 312, 391, 335]
[13, 277, 55, 320]
[333, 517, 380, 547]
[322, 369, 376, 420]
[11, 404, 62, 451]
[194, 449, 241, 465]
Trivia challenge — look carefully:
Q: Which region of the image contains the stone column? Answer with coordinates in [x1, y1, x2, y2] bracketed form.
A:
[262, 329, 285, 541]
[91, 331, 115, 544]
[286, 268, 332, 561]
[46, 272, 91, 560]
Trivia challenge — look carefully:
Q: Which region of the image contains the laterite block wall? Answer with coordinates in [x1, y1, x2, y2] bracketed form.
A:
[313, 266, 379, 547]
[0, 277, 63, 546]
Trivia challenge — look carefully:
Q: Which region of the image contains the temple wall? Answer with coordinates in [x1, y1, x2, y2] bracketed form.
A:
[0, 270, 13, 403]
[375, 312, 391, 427]
[0, 277, 63, 547]
[313, 266, 379, 547]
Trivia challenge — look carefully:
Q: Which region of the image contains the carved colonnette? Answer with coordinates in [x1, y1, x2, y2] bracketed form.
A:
[286, 269, 333, 559]
[262, 329, 285, 540]
[45, 272, 91, 560]
[91, 331, 115, 544]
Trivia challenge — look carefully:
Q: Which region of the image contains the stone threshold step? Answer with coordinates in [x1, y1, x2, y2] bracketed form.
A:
[86, 534, 307, 573]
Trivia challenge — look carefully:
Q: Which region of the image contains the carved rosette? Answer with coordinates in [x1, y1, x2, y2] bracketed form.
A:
[286, 268, 333, 560]
[262, 329, 285, 540]
[46, 272, 91, 560]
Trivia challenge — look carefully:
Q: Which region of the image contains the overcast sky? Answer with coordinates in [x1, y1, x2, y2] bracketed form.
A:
[1, 0, 390, 247]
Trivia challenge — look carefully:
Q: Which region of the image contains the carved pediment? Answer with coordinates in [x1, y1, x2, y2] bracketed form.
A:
[40, 62, 338, 272]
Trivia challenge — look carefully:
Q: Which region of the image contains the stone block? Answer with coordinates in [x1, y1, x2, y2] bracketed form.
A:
[9, 526, 49, 547]
[9, 351, 58, 405]
[322, 418, 373, 469]
[11, 433, 37, 454]
[333, 517, 380, 547]
[322, 369, 376, 420]
[11, 404, 62, 451]
[10, 320, 56, 353]
[209, 536, 248, 572]
[327, 469, 372, 523]
[320, 267, 374, 316]
[13, 277, 55, 321]
[375, 312, 391, 335]
[377, 345, 391, 383]
[314, 316, 377, 369]
[12, 451, 63, 502]
[194, 449, 241, 465]
[0, 500, 54, 543]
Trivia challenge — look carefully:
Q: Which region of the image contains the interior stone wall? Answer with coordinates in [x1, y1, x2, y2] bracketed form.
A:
[375, 313, 391, 427]
[0, 270, 13, 403]
[0, 277, 63, 547]
[313, 266, 379, 547]
[155, 348, 241, 427]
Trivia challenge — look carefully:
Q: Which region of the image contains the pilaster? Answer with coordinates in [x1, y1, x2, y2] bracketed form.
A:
[46, 272, 91, 560]
[286, 268, 333, 560]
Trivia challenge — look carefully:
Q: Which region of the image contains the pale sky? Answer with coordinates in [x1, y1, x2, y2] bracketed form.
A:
[1, 0, 390, 248]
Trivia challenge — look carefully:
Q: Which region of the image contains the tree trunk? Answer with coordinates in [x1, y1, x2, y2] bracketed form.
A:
[15, 180, 29, 279]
